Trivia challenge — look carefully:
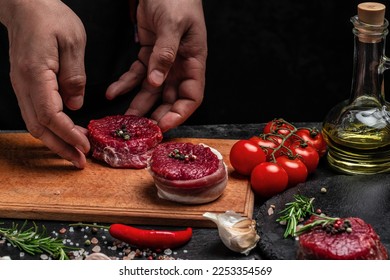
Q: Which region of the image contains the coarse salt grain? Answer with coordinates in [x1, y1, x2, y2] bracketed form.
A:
[92, 245, 101, 253]
[164, 249, 172, 255]
[91, 237, 99, 245]
[128, 251, 136, 259]
[73, 251, 80, 257]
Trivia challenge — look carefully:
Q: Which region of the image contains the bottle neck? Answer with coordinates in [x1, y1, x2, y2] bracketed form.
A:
[350, 16, 388, 105]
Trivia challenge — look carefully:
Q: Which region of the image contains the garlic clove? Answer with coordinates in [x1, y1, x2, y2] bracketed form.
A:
[203, 210, 260, 255]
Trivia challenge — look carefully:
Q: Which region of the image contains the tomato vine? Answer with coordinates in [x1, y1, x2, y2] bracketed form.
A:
[230, 118, 327, 198]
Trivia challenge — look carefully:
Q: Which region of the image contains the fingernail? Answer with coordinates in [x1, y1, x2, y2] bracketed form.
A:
[71, 160, 81, 169]
[67, 96, 84, 110]
[76, 145, 88, 154]
[149, 70, 164, 86]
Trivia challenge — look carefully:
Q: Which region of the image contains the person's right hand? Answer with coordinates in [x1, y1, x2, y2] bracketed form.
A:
[0, 0, 90, 168]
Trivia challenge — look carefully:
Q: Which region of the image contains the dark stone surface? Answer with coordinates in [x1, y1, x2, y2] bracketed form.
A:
[257, 173, 390, 260]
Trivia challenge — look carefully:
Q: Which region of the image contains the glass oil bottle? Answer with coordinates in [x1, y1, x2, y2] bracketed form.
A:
[322, 2, 390, 175]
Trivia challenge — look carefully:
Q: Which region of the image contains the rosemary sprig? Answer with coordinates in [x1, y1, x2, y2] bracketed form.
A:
[0, 221, 72, 260]
[295, 214, 339, 236]
[295, 214, 353, 236]
[276, 194, 315, 238]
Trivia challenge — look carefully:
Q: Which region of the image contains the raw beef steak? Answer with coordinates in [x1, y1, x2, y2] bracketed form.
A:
[87, 115, 163, 168]
[297, 215, 389, 260]
[148, 142, 228, 204]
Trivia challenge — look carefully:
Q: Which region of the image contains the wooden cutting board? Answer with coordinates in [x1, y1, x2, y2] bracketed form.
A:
[0, 133, 254, 228]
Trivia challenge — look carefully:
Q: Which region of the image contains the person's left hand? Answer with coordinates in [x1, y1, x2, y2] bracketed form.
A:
[106, 0, 208, 132]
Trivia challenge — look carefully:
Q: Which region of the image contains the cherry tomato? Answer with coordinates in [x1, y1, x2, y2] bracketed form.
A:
[290, 143, 319, 174]
[275, 156, 308, 187]
[250, 162, 288, 198]
[249, 134, 291, 161]
[229, 140, 266, 176]
[249, 136, 278, 161]
[263, 118, 295, 136]
[294, 128, 327, 157]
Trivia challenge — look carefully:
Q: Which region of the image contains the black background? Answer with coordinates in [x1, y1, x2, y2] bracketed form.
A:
[189, 0, 389, 125]
[1, 0, 389, 128]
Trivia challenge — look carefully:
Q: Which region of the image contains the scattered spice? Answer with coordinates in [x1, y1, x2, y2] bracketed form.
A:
[0, 221, 73, 260]
[69, 222, 192, 250]
[90, 237, 99, 245]
[277, 195, 354, 238]
[267, 205, 275, 216]
[114, 124, 131, 140]
[296, 216, 353, 236]
[92, 245, 101, 253]
[0, 221, 189, 260]
[168, 148, 197, 162]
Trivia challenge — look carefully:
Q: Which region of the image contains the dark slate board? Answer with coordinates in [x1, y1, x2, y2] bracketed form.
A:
[255, 174, 390, 260]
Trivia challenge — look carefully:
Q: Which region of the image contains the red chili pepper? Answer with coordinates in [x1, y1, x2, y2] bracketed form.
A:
[70, 223, 192, 250]
[109, 224, 192, 249]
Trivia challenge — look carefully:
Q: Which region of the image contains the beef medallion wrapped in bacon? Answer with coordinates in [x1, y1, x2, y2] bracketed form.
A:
[148, 142, 228, 204]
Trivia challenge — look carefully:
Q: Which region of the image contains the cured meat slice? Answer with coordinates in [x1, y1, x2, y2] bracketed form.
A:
[87, 115, 163, 168]
[297, 215, 389, 260]
[148, 142, 228, 204]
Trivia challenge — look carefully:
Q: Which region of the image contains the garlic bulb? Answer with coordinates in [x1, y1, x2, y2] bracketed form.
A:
[203, 210, 260, 255]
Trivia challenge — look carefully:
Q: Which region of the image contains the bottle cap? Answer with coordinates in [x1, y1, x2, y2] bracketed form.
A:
[358, 2, 386, 25]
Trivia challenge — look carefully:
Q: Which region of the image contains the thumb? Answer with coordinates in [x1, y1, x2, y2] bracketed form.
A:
[148, 35, 179, 87]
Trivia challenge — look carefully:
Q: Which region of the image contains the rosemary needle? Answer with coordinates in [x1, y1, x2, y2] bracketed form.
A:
[276, 194, 315, 238]
[0, 221, 72, 260]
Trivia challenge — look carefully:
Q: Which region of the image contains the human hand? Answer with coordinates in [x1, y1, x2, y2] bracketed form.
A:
[0, 0, 90, 168]
[106, 0, 208, 132]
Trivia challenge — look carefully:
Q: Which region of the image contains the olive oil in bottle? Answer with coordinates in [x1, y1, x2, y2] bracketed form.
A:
[322, 2, 390, 175]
